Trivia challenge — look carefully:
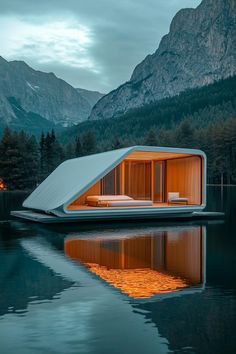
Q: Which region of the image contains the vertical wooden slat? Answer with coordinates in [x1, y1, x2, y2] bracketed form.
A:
[121, 161, 125, 194]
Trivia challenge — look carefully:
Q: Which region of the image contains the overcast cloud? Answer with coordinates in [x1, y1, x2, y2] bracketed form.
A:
[0, 0, 201, 92]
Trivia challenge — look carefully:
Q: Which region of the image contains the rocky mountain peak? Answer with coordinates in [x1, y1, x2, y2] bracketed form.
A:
[89, 0, 236, 120]
[0, 58, 93, 129]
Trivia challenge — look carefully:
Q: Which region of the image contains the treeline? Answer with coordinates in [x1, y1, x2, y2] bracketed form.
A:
[62, 75, 236, 148]
[142, 118, 236, 185]
[0, 116, 235, 190]
[0, 128, 97, 190]
[0, 75, 236, 190]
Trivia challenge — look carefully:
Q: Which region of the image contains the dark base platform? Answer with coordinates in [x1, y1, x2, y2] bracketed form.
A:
[11, 210, 225, 224]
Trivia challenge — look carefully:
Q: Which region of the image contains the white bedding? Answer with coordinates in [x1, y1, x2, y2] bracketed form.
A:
[86, 195, 132, 202]
[98, 200, 153, 207]
[86, 195, 153, 207]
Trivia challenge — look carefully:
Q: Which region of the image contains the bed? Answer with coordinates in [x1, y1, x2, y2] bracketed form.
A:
[86, 195, 153, 207]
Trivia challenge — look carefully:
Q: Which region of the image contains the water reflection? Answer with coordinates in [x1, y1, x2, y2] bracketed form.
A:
[0, 230, 73, 317]
[64, 226, 205, 299]
[0, 187, 235, 354]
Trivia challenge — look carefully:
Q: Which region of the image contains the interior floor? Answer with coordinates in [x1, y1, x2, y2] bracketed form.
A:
[67, 202, 196, 211]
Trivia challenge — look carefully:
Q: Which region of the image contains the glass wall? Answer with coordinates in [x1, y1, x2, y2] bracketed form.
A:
[101, 165, 121, 195]
[67, 154, 203, 209]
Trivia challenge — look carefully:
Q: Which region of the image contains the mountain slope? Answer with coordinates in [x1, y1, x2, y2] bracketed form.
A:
[62, 75, 236, 145]
[76, 88, 104, 111]
[89, 0, 236, 120]
[0, 97, 58, 137]
[0, 57, 91, 129]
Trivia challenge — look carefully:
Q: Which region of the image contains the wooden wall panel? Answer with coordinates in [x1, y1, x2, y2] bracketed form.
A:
[166, 156, 201, 205]
[68, 181, 100, 208]
[124, 161, 151, 200]
[165, 228, 202, 284]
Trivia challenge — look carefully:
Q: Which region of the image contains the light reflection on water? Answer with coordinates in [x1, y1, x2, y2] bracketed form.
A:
[64, 226, 205, 299]
[0, 186, 235, 354]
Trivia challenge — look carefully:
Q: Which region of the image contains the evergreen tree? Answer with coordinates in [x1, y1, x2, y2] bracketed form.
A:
[0, 128, 39, 190]
[75, 136, 83, 157]
[144, 128, 158, 146]
[65, 143, 75, 160]
[39, 133, 47, 180]
[0, 128, 21, 190]
[111, 136, 123, 149]
[24, 135, 39, 188]
[82, 131, 96, 155]
[176, 119, 195, 147]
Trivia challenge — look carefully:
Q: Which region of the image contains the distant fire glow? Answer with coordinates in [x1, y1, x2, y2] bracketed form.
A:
[0, 179, 7, 190]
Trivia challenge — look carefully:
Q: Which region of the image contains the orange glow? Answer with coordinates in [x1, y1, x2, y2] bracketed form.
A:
[0, 178, 6, 191]
[64, 231, 203, 299]
[85, 263, 188, 298]
[67, 152, 203, 210]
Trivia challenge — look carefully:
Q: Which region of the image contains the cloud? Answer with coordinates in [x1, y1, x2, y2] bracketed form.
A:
[0, 15, 100, 72]
[0, 0, 202, 92]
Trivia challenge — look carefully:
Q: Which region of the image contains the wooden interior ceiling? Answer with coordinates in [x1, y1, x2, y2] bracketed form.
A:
[126, 151, 192, 161]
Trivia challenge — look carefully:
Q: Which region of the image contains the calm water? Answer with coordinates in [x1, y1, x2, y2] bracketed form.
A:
[0, 187, 235, 354]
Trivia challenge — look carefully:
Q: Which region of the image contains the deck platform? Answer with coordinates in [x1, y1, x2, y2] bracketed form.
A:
[11, 209, 225, 224]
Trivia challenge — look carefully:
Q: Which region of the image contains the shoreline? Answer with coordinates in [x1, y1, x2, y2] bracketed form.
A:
[207, 184, 236, 187]
[0, 184, 236, 193]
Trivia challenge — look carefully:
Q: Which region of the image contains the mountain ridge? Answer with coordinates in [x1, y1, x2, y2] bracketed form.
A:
[89, 0, 236, 120]
[0, 57, 98, 131]
[62, 75, 236, 147]
[76, 88, 104, 112]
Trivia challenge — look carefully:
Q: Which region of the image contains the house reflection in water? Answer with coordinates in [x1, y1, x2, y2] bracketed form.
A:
[64, 226, 205, 299]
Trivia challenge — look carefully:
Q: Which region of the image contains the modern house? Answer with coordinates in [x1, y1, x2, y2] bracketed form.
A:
[12, 145, 207, 223]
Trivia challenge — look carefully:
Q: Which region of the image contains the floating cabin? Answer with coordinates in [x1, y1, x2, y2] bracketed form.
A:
[12, 146, 207, 223]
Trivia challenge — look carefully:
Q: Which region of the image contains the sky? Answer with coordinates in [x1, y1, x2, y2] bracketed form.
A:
[0, 0, 201, 93]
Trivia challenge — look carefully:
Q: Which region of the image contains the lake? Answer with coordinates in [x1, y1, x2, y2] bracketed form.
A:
[0, 187, 235, 354]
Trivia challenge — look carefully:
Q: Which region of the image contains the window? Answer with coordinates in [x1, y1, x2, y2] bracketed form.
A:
[101, 165, 121, 195]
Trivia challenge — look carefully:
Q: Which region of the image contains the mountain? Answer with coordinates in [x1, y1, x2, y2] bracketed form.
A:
[76, 88, 104, 112]
[89, 0, 236, 121]
[0, 57, 91, 130]
[0, 97, 57, 137]
[62, 75, 236, 145]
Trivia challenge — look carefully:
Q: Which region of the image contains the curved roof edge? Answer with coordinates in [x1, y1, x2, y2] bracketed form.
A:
[23, 145, 206, 212]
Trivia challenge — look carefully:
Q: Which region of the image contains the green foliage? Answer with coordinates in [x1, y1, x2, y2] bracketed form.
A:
[144, 128, 159, 146]
[75, 136, 82, 157]
[39, 130, 64, 180]
[82, 131, 96, 155]
[0, 128, 39, 190]
[60, 75, 236, 185]
[0, 76, 236, 190]
[62, 75, 236, 147]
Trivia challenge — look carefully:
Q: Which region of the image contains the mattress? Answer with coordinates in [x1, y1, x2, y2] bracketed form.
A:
[86, 195, 153, 207]
[98, 200, 153, 207]
[86, 195, 132, 202]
